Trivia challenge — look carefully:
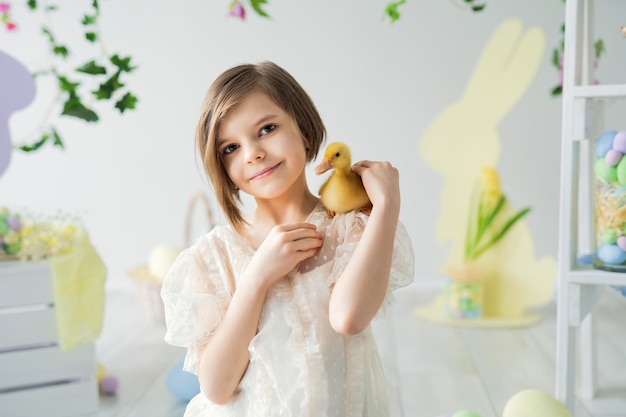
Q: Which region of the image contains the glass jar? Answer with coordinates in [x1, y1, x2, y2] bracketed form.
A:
[442, 263, 483, 319]
[592, 129, 626, 272]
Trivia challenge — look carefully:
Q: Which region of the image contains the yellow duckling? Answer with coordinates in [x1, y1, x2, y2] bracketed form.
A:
[314, 142, 371, 217]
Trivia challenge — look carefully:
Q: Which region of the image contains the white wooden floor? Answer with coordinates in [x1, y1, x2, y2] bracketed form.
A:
[96, 279, 626, 417]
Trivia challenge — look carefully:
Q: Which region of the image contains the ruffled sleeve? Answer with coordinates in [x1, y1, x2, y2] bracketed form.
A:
[326, 211, 415, 318]
[161, 233, 234, 373]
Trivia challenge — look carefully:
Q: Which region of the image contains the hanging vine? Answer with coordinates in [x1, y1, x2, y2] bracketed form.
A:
[5, 0, 138, 152]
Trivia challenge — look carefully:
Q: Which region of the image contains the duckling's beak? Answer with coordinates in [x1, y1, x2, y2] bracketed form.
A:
[314, 159, 332, 175]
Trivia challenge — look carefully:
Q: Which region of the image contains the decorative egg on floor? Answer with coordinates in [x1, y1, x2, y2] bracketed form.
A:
[100, 375, 119, 396]
[503, 389, 572, 417]
[148, 244, 182, 282]
[166, 357, 201, 402]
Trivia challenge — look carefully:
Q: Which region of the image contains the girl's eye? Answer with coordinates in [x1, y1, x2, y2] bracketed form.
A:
[223, 144, 239, 155]
[260, 124, 276, 136]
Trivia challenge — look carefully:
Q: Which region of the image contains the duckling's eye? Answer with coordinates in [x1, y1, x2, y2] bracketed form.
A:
[260, 124, 276, 136]
[335, 152, 340, 157]
[223, 144, 239, 155]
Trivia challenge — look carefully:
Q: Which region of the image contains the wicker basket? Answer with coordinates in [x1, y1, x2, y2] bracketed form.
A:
[128, 192, 216, 324]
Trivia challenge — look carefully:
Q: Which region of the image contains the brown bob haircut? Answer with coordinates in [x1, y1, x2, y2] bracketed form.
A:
[196, 61, 326, 233]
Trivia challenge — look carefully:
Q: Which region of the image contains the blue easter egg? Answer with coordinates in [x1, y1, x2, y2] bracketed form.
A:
[166, 358, 201, 402]
[596, 130, 617, 157]
[597, 244, 626, 265]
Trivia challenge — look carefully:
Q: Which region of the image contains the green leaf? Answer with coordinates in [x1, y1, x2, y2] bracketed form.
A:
[92, 72, 124, 100]
[110, 55, 136, 73]
[19, 133, 49, 152]
[384, 0, 406, 23]
[471, 4, 486, 12]
[85, 31, 97, 42]
[551, 85, 562, 96]
[115, 92, 138, 113]
[473, 195, 506, 251]
[76, 60, 106, 75]
[27, 0, 38, 10]
[92, 0, 100, 14]
[469, 207, 531, 261]
[51, 128, 65, 149]
[53, 45, 70, 59]
[82, 14, 97, 26]
[61, 96, 99, 122]
[57, 76, 80, 93]
[42, 27, 55, 43]
[249, 0, 270, 18]
[594, 39, 605, 59]
[551, 49, 560, 69]
[463, 178, 482, 262]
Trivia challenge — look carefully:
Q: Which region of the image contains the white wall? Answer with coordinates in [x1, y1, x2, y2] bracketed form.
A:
[2, 0, 622, 282]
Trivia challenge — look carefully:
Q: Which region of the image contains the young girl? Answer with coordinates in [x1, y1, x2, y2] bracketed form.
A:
[161, 61, 414, 417]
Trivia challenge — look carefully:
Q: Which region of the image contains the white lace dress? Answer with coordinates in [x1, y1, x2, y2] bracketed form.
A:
[161, 203, 414, 417]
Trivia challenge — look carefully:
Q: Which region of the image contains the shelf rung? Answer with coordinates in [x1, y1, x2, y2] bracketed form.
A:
[562, 265, 626, 286]
[572, 84, 626, 98]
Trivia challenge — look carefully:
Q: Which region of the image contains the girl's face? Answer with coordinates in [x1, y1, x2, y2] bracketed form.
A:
[217, 92, 308, 201]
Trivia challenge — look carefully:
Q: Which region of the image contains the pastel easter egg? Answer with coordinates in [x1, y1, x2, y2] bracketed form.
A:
[617, 156, 626, 186]
[6, 217, 21, 231]
[596, 130, 617, 157]
[597, 244, 626, 265]
[617, 236, 626, 252]
[99, 375, 118, 395]
[605, 149, 623, 167]
[602, 229, 618, 244]
[503, 389, 571, 417]
[452, 411, 482, 417]
[594, 158, 617, 183]
[4, 242, 20, 255]
[613, 130, 626, 153]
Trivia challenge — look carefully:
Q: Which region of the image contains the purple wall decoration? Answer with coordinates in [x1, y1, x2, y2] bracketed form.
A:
[0, 50, 36, 179]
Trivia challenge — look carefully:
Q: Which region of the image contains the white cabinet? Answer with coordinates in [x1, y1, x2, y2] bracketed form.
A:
[0, 261, 98, 417]
[556, 0, 626, 413]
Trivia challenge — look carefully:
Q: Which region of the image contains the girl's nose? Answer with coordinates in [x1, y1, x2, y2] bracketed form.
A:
[245, 142, 265, 164]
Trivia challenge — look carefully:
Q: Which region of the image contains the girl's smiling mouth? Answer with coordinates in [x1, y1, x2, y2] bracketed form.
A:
[250, 163, 281, 181]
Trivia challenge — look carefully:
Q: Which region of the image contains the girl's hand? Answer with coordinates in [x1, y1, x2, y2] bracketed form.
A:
[351, 160, 400, 212]
[247, 223, 323, 288]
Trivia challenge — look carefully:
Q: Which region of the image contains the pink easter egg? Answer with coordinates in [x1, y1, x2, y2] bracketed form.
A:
[6, 217, 21, 231]
[99, 375, 119, 395]
[605, 149, 623, 167]
[613, 131, 626, 153]
[617, 236, 626, 252]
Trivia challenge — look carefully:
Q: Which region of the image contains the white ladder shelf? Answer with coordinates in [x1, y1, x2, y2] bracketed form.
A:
[556, 0, 626, 414]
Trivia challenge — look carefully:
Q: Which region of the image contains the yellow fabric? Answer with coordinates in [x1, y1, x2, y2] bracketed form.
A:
[50, 228, 106, 350]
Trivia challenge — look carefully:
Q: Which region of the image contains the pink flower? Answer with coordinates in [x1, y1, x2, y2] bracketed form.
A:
[0, 3, 10, 14]
[229, 1, 245, 20]
[5, 22, 15, 30]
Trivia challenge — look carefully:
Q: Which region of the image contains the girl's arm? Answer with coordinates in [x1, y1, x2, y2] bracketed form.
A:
[328, 160, 400, 335]
[196, 223, 322, 404]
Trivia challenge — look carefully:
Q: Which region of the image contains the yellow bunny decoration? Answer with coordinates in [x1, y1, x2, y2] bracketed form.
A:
[416, 19, 557, 325]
